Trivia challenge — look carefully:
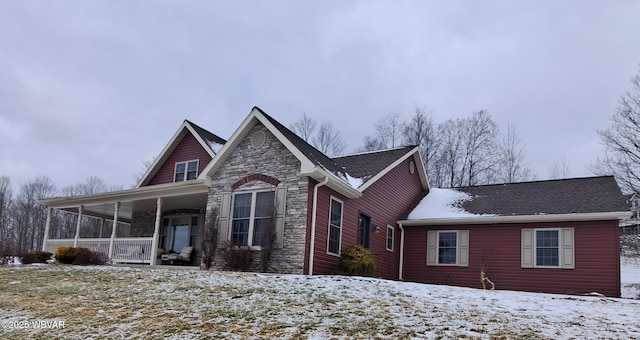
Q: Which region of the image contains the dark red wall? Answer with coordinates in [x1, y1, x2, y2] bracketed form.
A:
[147, 133, 212, 186]
[305, 157, 425, 279]
[402, 220, 621, 297]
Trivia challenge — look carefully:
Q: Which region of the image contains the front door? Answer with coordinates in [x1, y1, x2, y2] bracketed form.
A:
[161, 215, 200, 253]
[358, 213, 371, 248]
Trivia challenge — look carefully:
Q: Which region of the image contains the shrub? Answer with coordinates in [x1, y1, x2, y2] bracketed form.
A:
[338, 245, 375, 277]
[71, 248, 94, 265]
[20, 250, 53, 264]
[73, 249, 108, 265]
[55, 247, 92, 264]
[222, 241, 254, 271]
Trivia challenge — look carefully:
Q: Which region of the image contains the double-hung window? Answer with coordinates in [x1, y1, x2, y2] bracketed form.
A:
[327, 198, 343, 255]
[174, 160, 199, 182]
[231, 191, 275, 247]
[426, 230, 469, 266]
[386, 225, 394, 251]
[521, 228, 574, 269]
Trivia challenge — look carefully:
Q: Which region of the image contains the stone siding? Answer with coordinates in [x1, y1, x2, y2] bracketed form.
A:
[206, 123, 309, 274]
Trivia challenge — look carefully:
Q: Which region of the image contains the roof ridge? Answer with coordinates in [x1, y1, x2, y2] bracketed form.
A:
[185, 119, 227, 145]
[333, 145, 416, 159]
[454, 175, 616, 189]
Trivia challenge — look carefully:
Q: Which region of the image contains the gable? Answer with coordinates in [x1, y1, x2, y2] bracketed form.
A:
[146, 133, 213, 186]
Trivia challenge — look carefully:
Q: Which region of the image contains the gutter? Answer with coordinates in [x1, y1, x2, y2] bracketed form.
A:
[308, 176, 329, 275]
[398, 211, 633, 226]
[398, 222, 405, 281]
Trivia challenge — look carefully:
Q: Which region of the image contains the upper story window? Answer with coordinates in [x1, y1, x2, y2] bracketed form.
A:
[174, 160, 199, 182]
[231, 190, 275, 247]
[327, 198, 343, 256]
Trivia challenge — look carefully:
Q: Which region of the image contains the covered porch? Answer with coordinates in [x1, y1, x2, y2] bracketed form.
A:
[39, 180, 210, 266]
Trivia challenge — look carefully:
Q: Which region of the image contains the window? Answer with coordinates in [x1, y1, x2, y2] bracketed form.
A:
[358, 213, 371, 248]
[536, 230, 559, 266]
[426, 230, 469, 266]
[438, 231, 457, 264]
[386, 225, 394, 251]
[231, 191, 275, 247]
[174, 160, 199, 182]
[521, 228, 574, 269]
[327, 198, 343, 255]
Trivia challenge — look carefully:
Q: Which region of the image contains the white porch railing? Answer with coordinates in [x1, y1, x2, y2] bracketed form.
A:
[43, 237, 154, 264]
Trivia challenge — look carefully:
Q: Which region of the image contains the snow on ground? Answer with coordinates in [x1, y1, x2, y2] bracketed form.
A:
[1, 261, 640, 339]
[622, 256, 640, 299]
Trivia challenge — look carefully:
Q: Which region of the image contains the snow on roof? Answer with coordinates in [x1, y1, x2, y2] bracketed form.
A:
[408, 188, 494, 219]
[345, 173, 364, 189]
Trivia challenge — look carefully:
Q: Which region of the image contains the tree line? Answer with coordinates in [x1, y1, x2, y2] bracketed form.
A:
[292, 108, 540, 188]
[0, 176, 120, 256]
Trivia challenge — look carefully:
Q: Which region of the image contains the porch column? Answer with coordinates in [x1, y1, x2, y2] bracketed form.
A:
[74, 205, 83, 247]
[99, 218, 105, 238]
[41, 207, 52, 251]
[108, 202, 120, 259]
[150, 197, 162, 265]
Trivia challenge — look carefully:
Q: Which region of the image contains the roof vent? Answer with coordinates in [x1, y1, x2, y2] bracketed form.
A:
[251, 131, 266, 148]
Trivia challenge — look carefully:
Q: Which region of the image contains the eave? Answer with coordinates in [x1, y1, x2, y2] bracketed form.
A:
[398, 211, 633, 226]
[39, 179, 209, 209]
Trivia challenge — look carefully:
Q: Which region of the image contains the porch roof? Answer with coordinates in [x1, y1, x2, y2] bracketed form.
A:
[39, 180, 209, 222]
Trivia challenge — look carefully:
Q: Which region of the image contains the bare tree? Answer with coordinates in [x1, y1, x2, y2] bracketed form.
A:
[290, 112, 317, 142]
[14, 177, 57, 253]
[290, 114, 346, 156]
[496, 125, 535, 183]
[461, 110, 500, 186]
[548, 154, 571, 179]
[403, 107, 441, 180]
[595, 67, 640, 193]
[312, 121, 346, 156]
[0, 176, 16, 260]
[435, 118, 466, 188]
[375, 113, 405, 148]
[359, 135, 387, 152]
[133, 157, 155, 186]
[200, 208, 219, 270]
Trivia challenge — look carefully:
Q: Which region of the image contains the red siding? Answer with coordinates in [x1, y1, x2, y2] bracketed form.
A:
[402, 220, 621, 297]
[306, 157, 425, 279]
[147, 133, 212, 186]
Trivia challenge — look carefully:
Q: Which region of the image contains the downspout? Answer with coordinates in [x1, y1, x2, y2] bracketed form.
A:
[308, 176, 329, 275]
[398, 222, 405, 280]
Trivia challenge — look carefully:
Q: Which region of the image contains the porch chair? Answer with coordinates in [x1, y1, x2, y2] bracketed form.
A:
[164, 246, 193, 265]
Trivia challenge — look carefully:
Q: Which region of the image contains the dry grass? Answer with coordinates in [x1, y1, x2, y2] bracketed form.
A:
[0, 265, 638, 339]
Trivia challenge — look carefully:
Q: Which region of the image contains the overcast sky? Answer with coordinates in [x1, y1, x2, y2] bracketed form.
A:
[2, 1, 640, 193]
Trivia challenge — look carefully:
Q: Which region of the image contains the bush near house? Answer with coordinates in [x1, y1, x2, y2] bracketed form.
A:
[20, 250, 53, 264]
[338, 245, 375, 277]
[222, 241, 254, 271]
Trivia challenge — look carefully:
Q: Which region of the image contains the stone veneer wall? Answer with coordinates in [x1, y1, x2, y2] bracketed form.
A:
[206, 123, 309, 274]
[129, 211, 156, 237]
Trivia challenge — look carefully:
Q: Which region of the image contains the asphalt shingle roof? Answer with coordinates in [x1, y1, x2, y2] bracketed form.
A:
[454, 176, 629, 216]
[258, 107, 416, 183]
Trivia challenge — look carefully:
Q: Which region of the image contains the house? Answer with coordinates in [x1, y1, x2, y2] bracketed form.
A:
[40, 107, 427, 279]
[398, 177, 631, 297]
[39, 107, 631, 296]
[621, 193, 640, 235]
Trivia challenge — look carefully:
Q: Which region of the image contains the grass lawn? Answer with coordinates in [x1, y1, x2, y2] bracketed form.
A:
[1, 264, 640, 339]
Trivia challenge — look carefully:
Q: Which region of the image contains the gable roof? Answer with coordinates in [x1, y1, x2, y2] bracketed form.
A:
[137, 120, 226, 187]
[401, 176, 631, 225]
[201, 107, 429, 197]
[186, 119, 226, 153]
